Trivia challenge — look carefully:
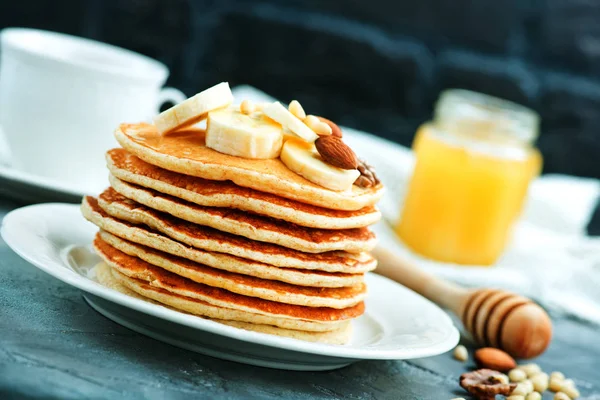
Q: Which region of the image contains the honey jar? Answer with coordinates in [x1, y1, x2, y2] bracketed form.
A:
[396, 89, 541, 265]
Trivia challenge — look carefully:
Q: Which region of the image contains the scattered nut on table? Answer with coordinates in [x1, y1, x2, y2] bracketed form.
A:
[519, 363, 542, 377]
[551, 371, 565, 381]
[526, 392, 542, 400]
[554, 392, 570, 400]
[474, 347, 516, 372]
[560, 381, 580, 399]
[530, 372, 549, 392]
[489, 374, 509, 384]
[550, 376, 564, 392]
[456, 355, 582, 399]
[512, 382, 533, 396]
[509, 368, 528, 382]
[460, 369, 517, 399]
[453, 345, 468, 362]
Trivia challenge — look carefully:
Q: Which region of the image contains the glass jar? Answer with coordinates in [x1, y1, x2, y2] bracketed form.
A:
[395, 89, 541, 265]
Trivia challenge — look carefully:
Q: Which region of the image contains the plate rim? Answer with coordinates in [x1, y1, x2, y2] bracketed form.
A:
[1, 202, 459, 360]
[84, 295, 355, 371]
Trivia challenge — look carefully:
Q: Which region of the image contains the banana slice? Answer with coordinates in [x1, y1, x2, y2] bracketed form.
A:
[263, 102, 319, 142]
[154, 82, 233, 135]
[280, 138, 360, 191]
[206, 107, 283, 159]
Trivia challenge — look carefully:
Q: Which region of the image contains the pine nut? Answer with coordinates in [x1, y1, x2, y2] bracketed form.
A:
[509, 368, 527, 382]
[530, 373, 549, 392]
[304, 115, 332, 136]
[453, 345, 468, 362]
[288, 100, 306, 120]
[240, 100, 256, 115]
[519, 363, 542, 377]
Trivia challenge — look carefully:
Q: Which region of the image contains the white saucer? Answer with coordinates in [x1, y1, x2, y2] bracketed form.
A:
[1, 203, 459, 371]
[0, 165, 103, 203]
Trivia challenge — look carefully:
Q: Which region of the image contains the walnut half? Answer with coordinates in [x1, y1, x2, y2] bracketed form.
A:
[354, 159, 380, 188]
[460, 369, 517, 400]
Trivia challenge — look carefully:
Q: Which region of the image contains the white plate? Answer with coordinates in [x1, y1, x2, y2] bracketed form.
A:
[1, 203, 459, 371]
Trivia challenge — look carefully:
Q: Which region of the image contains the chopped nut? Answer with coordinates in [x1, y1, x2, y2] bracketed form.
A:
[240, 100, 256, 115]
[526, 392, 542, 400]
[519, 363, 542, 377]
[551, 372, 565, 381]
[509, 368, 528, 382]
[554, 392, 570, 400]
[460, 369, 517, 399]
[453, 345, 468, 362]
[530, 373, 549, 392]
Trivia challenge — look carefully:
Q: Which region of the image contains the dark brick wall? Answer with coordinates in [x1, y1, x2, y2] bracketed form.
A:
[1, 0, 599, 178]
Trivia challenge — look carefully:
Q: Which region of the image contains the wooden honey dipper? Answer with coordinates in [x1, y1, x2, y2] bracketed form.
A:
[373, 246, 553, 359]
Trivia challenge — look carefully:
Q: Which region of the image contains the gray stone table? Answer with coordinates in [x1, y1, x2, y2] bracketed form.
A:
[1, 196, 599, 400]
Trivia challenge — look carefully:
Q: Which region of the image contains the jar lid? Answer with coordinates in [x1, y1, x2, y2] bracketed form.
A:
[434, 89, 540, 144]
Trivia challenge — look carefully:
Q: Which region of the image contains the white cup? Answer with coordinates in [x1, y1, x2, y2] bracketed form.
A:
[0, 28, 186, 193]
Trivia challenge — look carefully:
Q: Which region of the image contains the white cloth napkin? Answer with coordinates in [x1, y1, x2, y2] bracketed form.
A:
[232, 85, 600, 324]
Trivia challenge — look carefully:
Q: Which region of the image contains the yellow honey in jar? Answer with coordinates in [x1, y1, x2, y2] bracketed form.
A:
[396, 90, 541, 265]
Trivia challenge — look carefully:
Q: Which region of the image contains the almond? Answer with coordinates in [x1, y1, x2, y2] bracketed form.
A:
[317, 116, 343, 138]
[315, 136, 358, 170]
[474, 348, 516, 372]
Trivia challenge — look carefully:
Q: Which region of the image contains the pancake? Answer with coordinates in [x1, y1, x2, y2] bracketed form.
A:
[114, 123, 384, 211]
[96, 240, 364, 322]
[95, 262, 352, 344]
[96, 189, 377, 272]
[213, 319, 352, 345]
[108, 265, 357, 332]
[111, 270, 350, 332]
[109, 175, 376, 253]
[96, 260, 141, 297]
[97, 232, 366, 307]
[107, 149, 381, 230]
[82, 197, 369, 287]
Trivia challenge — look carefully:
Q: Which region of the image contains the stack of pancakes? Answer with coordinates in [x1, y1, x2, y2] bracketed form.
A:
[83, 123, 384, 344]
